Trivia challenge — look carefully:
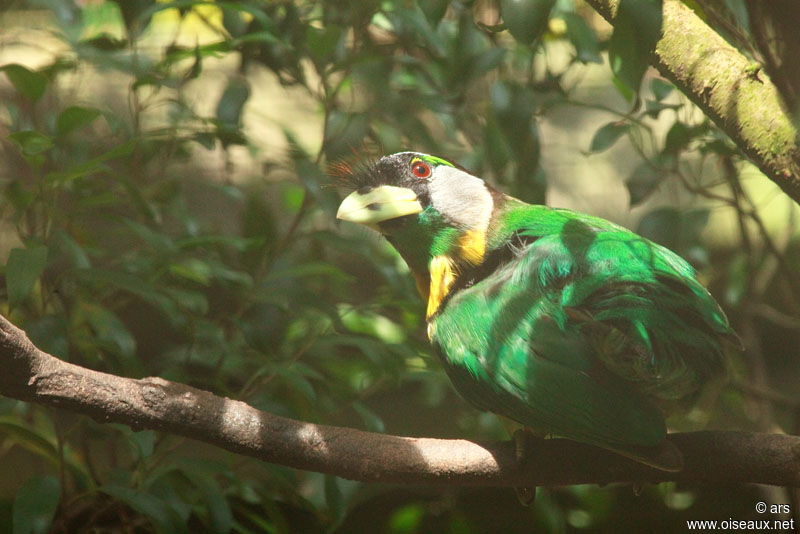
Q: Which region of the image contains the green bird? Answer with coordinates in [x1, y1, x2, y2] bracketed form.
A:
[336, 152, 737, 471]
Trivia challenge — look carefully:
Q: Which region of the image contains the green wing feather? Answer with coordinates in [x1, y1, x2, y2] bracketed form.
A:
[431, 205, 732, 464]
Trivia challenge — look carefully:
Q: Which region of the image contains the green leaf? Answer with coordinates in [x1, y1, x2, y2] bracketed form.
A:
[193, 132, 216, 150]
[52, 229, 91, 270]
[306, 25, 343, 65]
[82, 303, 137, 358]
[490, 80, 537, 158]
[128, 430, 156, 460]
[273, 366, 317, 402]
[26, 314, 70, 359]
[8, 131, 53, 157]
[1, 64, 47, 102]
[625, 161, 664, 206]
[419, 0, 449, 25]
[484, 116, 513, 176]
[79, 34, 127, 51]
[13, 475, 61, 534]
[608, 0, 663, 94]
[164, 288, 209, 316]
[321, 111, 369, 161]
[664, 121, 691, 154]
[46, 138, 137, 184]
[325, 476, 344, 523]
[0, 417, 58, 464]
[187, 43, 203, 80]
[588, 121, 629, 153]
[389, 503, 425, 534]
[643, 99, 681, 119]
[6, 245, 48, 308]
[500, 0, 555, 45]
[725, 255, 748, 307]
[181, 471, 233, 534]
[216, 78, 250, 126]
[637, 207, 709, 251]
[215, 77, 250, 146]
[288, 135, 340, 218]
[169, 258, 213, 286]
[56, 105, 102, 137]
[563, 13, 602, 64]
[100, 485, 175, 532]
[222, 5, 249, 38]
[121, 218, 175, 253]
[78, 269, 182, 326]
[650, 77, 674, 101]
[352, 402, 385, 433]
[3, 180, 35, 213]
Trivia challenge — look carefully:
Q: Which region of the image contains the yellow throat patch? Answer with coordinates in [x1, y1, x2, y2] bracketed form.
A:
[425, 230, 487, 320]
[427, 255, 458, 319]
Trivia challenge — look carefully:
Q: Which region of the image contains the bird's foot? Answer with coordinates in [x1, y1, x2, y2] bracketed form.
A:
[515, 486, 536, 507]
[513, 428, 537, 507]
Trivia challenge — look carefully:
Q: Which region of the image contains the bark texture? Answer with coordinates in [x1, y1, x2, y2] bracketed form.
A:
[1, 313, 798, 487]
[585, 0, 800, 204]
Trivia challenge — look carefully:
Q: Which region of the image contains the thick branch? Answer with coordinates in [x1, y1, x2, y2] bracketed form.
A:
[0, 313, 797, 487]
[584, 0, 800, 205]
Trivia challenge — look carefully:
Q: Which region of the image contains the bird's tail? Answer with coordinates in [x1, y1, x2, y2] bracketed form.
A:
[601, 438, 684, 472]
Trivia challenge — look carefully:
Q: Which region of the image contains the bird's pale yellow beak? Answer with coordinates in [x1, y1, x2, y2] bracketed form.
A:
[336, 185, 423, 225]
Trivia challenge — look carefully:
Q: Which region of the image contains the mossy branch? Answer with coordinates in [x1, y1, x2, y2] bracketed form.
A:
[584, 0, 800, 205]
[0, 313, 797, 488]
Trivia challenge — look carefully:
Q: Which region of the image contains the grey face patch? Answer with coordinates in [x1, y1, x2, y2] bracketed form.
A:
[428, 166, 493, 232]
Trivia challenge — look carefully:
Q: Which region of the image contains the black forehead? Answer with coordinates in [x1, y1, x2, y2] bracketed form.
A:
[373, 153, 415, 181]
[352, 153, 415, 192]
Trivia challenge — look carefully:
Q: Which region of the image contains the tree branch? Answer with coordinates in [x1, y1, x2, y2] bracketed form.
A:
[584, 0, 800, 205]
[0, 313, 797, 487]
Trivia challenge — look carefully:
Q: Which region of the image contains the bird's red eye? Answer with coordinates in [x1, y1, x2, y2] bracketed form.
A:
[411, 161, 431, 178]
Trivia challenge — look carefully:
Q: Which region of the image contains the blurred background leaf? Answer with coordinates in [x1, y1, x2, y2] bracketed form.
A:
[0, 0, 798, 532]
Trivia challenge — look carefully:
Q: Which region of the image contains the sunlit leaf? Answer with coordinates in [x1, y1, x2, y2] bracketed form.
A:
[169, 258, 213, 286]
[389, 503, 424, 534]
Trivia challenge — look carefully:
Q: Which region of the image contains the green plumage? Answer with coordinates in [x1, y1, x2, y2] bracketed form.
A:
[337, 152, 736, 470]
[431, 203, 732, 456]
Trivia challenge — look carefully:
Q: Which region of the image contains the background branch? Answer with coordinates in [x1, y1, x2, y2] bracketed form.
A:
[584, 0, 800, 204]
[1, 313, 797, 488]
